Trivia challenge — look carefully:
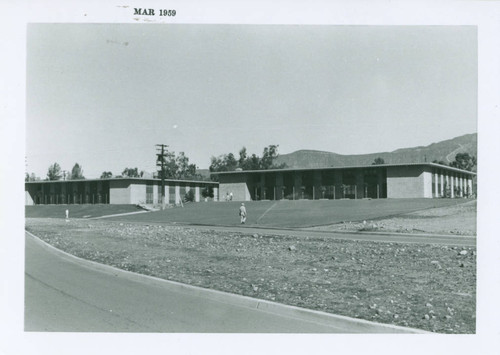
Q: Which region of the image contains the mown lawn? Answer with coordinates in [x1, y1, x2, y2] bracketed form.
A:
[25, 204, 145, 219]
[108, 198, 467, 228]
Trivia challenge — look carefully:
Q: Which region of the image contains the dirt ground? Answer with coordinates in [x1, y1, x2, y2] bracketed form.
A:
[25, 200, 476, 334]
[308, 200, 476, 236]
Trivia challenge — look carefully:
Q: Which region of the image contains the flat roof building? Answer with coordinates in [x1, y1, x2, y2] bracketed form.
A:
[25, 178, 219, 206]
[213, 163, 476, 201]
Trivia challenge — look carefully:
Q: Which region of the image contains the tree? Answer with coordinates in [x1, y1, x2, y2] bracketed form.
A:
[260, 145, 280, 169]
[210, 144, 287, 177]
[175, 152, 198, 179]
[184, 189, 195, 202]
[100, 171, 113, 179]
[450, 153, 476, 171]
[238, 147, 248, 167]
[122, 167, 140, 177]
[201, 186, 214, 199]
[157, 150, 201, 180]
[209, 153, 238, 174]
[70, 163, 85, 180]
[47, 163, 62, 181]
[372, 157, 385, 165]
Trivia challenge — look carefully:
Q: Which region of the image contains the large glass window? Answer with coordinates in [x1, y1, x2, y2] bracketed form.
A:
[146, 183, 153, 204]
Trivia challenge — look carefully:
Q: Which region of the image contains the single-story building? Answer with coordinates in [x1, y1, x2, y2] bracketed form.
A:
[25, 178, 219, 205]
[213, 163, 476, 201]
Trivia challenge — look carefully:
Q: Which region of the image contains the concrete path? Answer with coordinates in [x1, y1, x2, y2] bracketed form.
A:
[25, 232, 426, 333]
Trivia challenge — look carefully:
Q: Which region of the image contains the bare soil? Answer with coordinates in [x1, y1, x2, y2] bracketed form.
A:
[308, 200, 477, 236]
[25, 206, 476, 333]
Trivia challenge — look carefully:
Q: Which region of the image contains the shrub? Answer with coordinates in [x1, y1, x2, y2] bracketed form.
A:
[184, 189, 195, 202]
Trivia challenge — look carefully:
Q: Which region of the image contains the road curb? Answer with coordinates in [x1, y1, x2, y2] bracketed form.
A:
[26, 230, 430, 334]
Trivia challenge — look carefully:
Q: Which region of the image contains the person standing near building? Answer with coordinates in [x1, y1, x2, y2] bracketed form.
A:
[239, 203, 247, 224]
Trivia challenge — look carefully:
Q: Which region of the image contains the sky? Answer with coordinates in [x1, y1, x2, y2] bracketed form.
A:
[26, 24, 477, 179]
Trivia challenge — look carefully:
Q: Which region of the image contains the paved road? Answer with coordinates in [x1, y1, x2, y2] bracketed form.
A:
[27, 233, 413, 333]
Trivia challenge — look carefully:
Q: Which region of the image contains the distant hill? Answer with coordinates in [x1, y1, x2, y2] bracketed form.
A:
[275, 133, 477, 169]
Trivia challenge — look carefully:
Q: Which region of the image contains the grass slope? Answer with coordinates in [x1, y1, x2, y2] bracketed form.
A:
[108, 199, 466, 228]
[25, 204, 145, 219]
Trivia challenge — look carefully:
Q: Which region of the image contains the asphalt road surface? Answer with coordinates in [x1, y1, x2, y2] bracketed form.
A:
[25, 233, 379, 333]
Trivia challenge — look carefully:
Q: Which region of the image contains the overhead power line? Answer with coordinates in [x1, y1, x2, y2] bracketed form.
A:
[156, 144, 168, 209]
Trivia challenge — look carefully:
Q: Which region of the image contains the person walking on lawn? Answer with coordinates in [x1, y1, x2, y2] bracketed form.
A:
[239, 203, 247, 224]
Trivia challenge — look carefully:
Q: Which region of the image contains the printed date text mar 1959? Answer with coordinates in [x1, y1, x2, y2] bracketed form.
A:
[134, 8, 176, 16]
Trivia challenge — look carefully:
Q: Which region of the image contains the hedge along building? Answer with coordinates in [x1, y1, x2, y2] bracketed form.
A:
[25, 178, 219, 206]
[214, 163, 475, 201]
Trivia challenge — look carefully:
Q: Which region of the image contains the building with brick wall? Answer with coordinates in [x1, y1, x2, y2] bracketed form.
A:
[25, 178, 219, 206]
[214, 163, 475, 201]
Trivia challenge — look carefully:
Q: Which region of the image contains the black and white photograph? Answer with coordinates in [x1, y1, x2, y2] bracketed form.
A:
[2, 1, 500, 355]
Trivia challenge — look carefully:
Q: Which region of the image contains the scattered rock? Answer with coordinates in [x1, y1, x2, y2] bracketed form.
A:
[288, 245, 296, 251]
[252, 234, 259, 238]
[459, 250, 468, 256]
[426, 303, 433, 308]
[424, 314, 430, 320]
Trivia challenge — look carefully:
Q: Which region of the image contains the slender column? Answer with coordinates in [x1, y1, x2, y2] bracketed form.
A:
[195, 186, 200, 202]
[434, 170, 438, 198]
[450, 173, 454, 198]
[446, 173, 450, 197]
[440, 172, 444, 197]
[175, 185, 181, 204]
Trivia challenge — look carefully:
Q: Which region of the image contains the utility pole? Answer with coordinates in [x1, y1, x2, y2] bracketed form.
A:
[156, 144, 168, 209]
